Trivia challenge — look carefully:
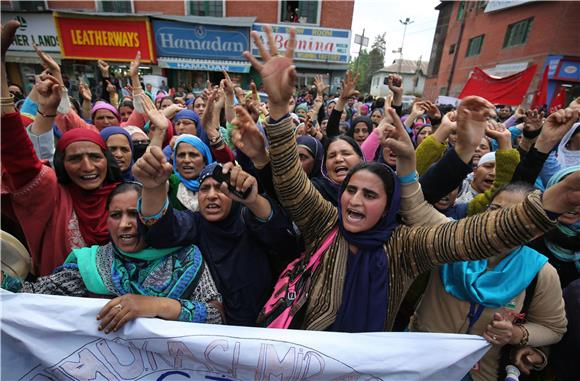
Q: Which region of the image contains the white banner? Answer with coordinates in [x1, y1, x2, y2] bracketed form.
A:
[1, 291, 489, 380]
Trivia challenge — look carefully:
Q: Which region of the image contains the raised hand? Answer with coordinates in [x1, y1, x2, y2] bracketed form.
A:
[132, 144, 173, 188]
[1, 20, 19, 61]
[411, 101, 428, 117]
[138, 93, 168, 147]
[456, 96, 496, 148]
[105, 80, 116, 94]
[340, 71, 360, 100]
[79, 82, 92, 102]
[432, 110, 457, 145]
[97, 59, 110, 78]
[129, 51, 141, 80]
[222, 70, 235, 97]
[569, 97, 580, 112]
[219, 162, 259, 204]
[162, 103, 185, 119]
[244, 25, 296, 119]
[523, 109, 544, 135]
[314, 74, 329, 95]
[230, 105, 268, 166]
[535, 107, 579, 153]
[382, 108, 416, 176]
[35, 72, 62, 113]
[422, 100, 441, 119]
[485, 119, 512, 149]
[33, 43, 64, 85]
[386, 74, 403, 95]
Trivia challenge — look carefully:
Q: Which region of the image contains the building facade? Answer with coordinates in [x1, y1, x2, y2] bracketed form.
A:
[1, 0, 354, 93]
[424, 0, 580, 106]
[370, 59, 428, 97]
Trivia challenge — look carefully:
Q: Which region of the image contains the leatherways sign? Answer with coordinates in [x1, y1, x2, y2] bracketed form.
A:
[1, 292, 490, 380]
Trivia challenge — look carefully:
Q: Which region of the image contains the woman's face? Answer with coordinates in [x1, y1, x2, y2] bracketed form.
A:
[472, 161, 496, 193]
[160, 98, 174, 110]
[472, 138, 491, 166]
[63, 141, 107, 190]
[326, 102, 336, 115]
[371, 111, 383, 126]
[119, 106, 133, 123]
[416, 126, 433, 145]
[107, 190, 146, 253]
[193, 97, 206, 116]
[175, 143, 205, 180]
[198, 178, 233, 222]
[487, 190, 526, 212]
[106, 134, 132, 172]
[320, 119, 328, 134]
[93, 109, 119, 130]
[340, 169, 388, 233]
[297, 146, 315, 176]
[175, 118, 197, 136]
[382, 145, 397, 167]
[325, 139, 362, 184]
[353, 122, 370, 145]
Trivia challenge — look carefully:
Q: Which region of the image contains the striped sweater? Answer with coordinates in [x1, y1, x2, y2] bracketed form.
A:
[264, 116, 556, 331]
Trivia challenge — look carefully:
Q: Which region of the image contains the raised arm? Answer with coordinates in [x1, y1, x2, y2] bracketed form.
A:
[326, 71, 359, 138]
[415, 111, 456, 175]
[243, 25, 338, 245]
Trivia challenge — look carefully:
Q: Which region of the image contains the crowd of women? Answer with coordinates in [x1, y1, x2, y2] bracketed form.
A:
[1, 20, 579, 381]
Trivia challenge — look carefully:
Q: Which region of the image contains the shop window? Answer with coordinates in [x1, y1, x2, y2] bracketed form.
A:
[188, 1, 224, 17]
[280, 1, 320, 25]
[466, 35, 484, 57]
[99, 0, 133, 13]
[449, 44, 456, 54]
[503, 18, 533, 48]
[4, 1, 47, 11]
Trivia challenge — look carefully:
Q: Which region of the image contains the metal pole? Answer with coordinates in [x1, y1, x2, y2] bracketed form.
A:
[398, 18, 413, 73]
[355, 28, 365, 73]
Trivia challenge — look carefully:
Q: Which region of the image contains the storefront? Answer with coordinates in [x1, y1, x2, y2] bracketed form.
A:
[152, 16, 253, 91]
[251, 23, 351, 93]
[1, 12, 61, 92]
[53, 12, 156, 97]
[545, 55, 580, 106]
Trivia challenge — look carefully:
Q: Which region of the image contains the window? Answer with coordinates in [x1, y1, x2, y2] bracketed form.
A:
[449, 44, 456, 54]
[4, 1, 46, 11]
[456, 1, 465, 21]
[503, 18, 533, 48]
[188, 1, 224, 17]
[466, 35, 484, 57]
[99, 0, 132, 13]
[281, 1, 320, 24]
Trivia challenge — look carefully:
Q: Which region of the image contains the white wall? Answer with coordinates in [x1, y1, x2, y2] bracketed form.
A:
[370, 72, 426, 97]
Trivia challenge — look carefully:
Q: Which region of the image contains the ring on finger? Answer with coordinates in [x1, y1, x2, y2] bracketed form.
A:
[114, 304, 123, 310]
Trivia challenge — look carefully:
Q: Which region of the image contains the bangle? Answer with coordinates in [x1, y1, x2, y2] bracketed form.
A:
[209, 135, 224, 147]
[138, 197, 169, 226]
[397, 171, 418, 184]
[0, 94, 15, 106]
[37, 109, 57, 118]
[517, 324, 529, 346]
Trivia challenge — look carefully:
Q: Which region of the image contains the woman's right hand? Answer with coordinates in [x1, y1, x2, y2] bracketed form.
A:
[79, 82, 92, 102]
[35, 72, 61, 113]
[542, 170, 580, 216]
[132, 145, 173, 189]
[455, 96, 496, 163]
[230, 105, 268, 166]
[243, 25, 296, 120]
[129, 51, 141, 79]
[383, 108, 416, 177]
[339, 71, 360, 100]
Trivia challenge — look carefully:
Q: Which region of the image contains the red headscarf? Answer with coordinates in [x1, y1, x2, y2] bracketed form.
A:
[57, 129, 119, 245]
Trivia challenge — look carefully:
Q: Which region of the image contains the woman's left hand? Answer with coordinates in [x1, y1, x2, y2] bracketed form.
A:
[382, 107, 416, 176]
[97, 294, 169, 334]
[482, 312, 513, 346]
[219, 162, 259, 204]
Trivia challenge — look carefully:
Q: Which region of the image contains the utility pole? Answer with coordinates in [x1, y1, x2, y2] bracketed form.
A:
[397, 18, 414, 74]
[354, 28, 368, 73]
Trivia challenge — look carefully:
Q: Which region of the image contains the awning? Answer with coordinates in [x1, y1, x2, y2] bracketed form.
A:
[157, 57, 251, 73]
[5, 51, 62, 64]
[293, 60, 349, 72]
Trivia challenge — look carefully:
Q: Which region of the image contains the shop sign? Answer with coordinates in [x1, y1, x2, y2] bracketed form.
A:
[54, 14, 155, 62]
[158, 58, 250, 73]
[554, 60, 580, 82]
[251, 24, 350, 64]
[484, 0, 534, 13]
[0, 12, 60, 52]
[153, 20, 249, 61]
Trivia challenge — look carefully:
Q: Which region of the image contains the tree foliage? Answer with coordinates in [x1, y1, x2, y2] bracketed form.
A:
[350, 33, 386, 93]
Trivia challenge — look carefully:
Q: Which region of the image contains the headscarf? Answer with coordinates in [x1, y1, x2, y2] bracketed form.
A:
[173, 134, 214, 192]
[544, 166, 580, 273]
[329, 164, 401, 332]
[557, 122, 580, 169]
[347, 116, 374, 140]
[297, 135, 324, 178]
[100, 127, 134, 181]
[173, 109, 209, 145]
[91, 101, 120, 123]
[56, 129, 120, 245]
[477, 151, 496, 167]
[295, 103, 309, 115]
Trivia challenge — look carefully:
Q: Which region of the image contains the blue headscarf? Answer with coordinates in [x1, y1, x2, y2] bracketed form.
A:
[173, 134, 214, 192]
[330, 163, 401, 332]
[100, 126, 134, 181]
[173, 109, 209, 145]
[297, 135, 323, 179]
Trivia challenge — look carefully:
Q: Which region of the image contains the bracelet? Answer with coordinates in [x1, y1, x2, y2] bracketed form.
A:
[397, 171, 418, 184]
[517, 324, 530, 346]
[0, 93, 15, 106]
[138, 197, 169, 226]
[209, 135, 224, 147]
[37, 109, 57, 118]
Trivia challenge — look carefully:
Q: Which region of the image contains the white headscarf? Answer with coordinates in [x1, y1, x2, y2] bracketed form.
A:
[557, 122, 580, 169]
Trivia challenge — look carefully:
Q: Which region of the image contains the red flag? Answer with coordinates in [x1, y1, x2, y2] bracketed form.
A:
[531, 65, 549, 109]
[459, 64, 537, 105]
[549, 86, 567, 111]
